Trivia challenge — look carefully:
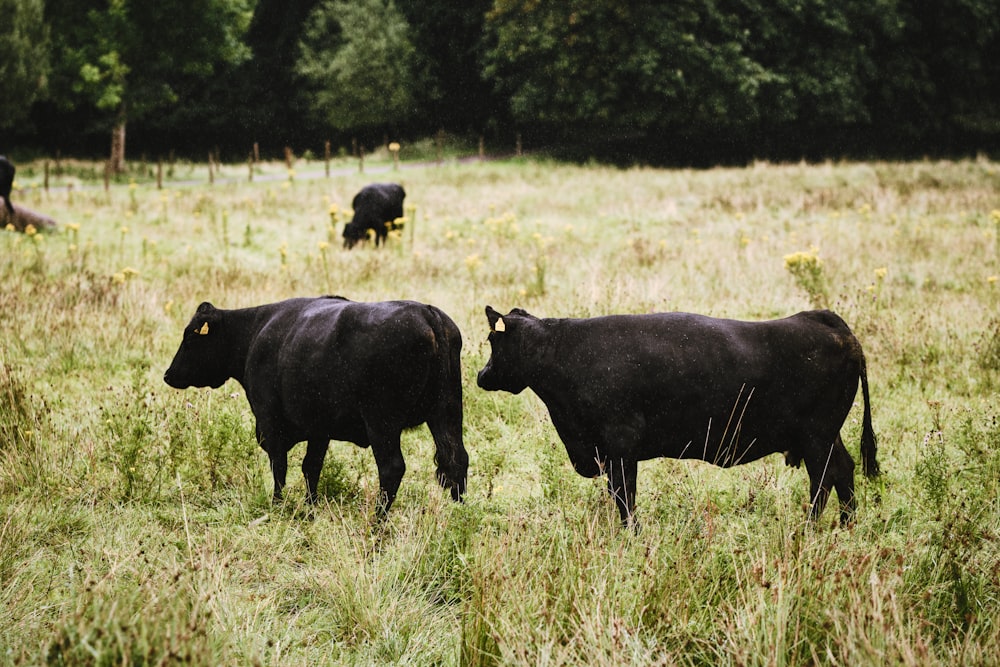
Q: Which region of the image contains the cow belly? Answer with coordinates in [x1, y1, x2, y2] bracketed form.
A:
[550, 378, 853, 472]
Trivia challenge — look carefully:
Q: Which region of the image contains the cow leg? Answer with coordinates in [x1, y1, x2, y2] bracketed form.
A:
[805, 435, 858, 526]
[258, 424, 291, 502]
[803, 441, 836, 522]
[269, 448, 289, 502]
[829, 434, 857, 526]
[368, 427, 406, 517]
[605, 457, 639, 529]
[302, 439, 330, 504]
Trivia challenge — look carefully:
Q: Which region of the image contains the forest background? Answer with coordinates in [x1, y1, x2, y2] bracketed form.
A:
[2, 0, 1000, 168]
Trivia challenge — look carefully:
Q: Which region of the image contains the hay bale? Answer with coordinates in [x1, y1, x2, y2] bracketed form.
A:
[0, 197, 58, 233]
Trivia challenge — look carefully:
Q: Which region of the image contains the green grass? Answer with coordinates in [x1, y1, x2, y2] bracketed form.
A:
[2, 155, 1000, 664]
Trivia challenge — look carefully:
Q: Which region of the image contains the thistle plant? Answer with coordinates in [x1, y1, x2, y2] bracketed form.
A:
[318, 240, 331, 291]
[128, 179, 138, 214]
[783, 247, 828, 308]
[869, 266, 888, 307]
[992, 209, 1000, 261]
[328, 204, 340, 244]
[119, 225, 129, 260]
[527, 232, 551, 297]
[405, 204, 417, 247]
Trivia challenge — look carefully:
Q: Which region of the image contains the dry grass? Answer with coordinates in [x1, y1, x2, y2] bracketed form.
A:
[1, 155, 999, 665]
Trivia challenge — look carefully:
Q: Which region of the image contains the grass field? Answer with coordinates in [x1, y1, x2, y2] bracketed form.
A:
[2, 153, 999, 665]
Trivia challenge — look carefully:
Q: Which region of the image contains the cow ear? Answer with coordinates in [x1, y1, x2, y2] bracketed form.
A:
[485, 306, 503, 333]
[196, 301, 215, 314]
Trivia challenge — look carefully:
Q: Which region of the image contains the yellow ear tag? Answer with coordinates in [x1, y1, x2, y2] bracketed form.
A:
[494, 317, 505, 332]
[198, 322, 209, 335]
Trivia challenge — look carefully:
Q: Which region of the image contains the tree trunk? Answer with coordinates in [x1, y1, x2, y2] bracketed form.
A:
[110, 106, 127, 174]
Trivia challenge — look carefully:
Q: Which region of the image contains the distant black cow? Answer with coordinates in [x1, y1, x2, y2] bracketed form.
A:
[477, 307, 878, 527]
[0, 155, 14, 216]
[342, 183, 405, 248]
[164, 296, 468, 516]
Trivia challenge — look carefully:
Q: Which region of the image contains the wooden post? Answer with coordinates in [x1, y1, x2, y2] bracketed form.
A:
[516, 133, 523, 157]
[479, 136, 485, 161]
[104, 160, 110, 192]
[358, 145, 365, 173]
[253, 142, 260, 163]
[248, 153, 254, 182]
[284, 146, 294, 169]
[44, 161, 49, 192]
[324, 140, 331, 177]
[156, 160, 163, 189]
[208, 151, 214, 185]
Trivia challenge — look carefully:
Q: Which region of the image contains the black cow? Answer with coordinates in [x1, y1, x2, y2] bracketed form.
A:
[164, 296, 468, 516]
[0, 155, 14, 216]
[342, 183, 405, 249]
[477, 306, 878, 528]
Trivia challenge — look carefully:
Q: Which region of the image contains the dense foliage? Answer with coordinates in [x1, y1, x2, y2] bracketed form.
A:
[2, 0, 999, 162]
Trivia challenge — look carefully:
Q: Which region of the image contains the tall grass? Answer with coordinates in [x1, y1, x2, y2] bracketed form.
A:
[1, 156, 999, 664]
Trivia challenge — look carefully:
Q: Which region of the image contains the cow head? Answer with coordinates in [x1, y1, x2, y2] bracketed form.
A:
[342, 222, 367, 249]
[163, 302, 230, 389]
[477, 306, 535, 394]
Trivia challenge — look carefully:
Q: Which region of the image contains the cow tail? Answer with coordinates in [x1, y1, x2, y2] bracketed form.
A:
[859, 351, 879, 478]
[427, 307, 469, 499]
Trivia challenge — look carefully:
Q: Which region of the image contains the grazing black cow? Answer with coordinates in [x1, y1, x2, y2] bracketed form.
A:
[342, 183, 405, 248]
[0, 155, 14, 216]
[477, 306, 878, 528]
[164, 296, 468, 516]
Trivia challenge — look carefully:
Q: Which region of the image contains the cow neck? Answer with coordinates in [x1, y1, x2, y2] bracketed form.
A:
[220, 305, 270, 386]
[522, 318, 566, 397]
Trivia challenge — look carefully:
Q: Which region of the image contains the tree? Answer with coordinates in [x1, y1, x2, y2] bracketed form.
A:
[296, 0, 418, 138]
[482, 0, 771, 135]
[47, 0, 254, 171]
[0, 0, 50, 131]
[396, 0, 498, 135]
